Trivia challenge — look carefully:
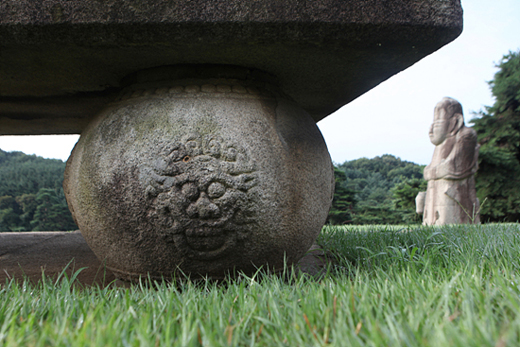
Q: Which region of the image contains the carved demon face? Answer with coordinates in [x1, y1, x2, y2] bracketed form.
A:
[143, 134, 258, 260]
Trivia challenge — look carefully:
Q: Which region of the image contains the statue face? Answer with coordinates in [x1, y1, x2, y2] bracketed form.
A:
[429, 103, 451, 146]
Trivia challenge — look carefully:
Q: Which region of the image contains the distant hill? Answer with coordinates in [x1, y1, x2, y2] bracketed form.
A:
[0, 149, 77, 231]
[0, 150, 66, 197]
[330, 154, 427, 225]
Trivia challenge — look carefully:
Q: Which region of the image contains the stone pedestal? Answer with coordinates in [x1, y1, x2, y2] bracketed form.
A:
[64, 66, 333, 280]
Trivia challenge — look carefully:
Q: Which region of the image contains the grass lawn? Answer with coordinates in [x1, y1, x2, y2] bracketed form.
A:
[2, 224, 520, 346]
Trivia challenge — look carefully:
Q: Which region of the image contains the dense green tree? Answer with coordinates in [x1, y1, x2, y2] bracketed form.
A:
[16, 193, 38, 230]
[351, 203, 404, 225]
[0, 195, 23, 231]
[0, 150, 65, 197]
[328, 166, 357, 224]
[31, 188, 77, 231]
[0, 149, 77, 231]
[0, 208, 22, 231]
[0, 195, 22, 214]
[471, 50, 520, 222]
[391, 178, 427, 223]
[331, 155, 426, 225]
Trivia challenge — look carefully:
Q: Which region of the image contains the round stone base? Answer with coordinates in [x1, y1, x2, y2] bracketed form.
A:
[64, 66, 333, 281]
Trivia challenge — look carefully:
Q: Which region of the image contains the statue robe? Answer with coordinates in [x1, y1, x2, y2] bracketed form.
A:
[422, 126, 480, 225]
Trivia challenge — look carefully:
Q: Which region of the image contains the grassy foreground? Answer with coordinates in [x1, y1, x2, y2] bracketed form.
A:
[2, 224, 520, 346]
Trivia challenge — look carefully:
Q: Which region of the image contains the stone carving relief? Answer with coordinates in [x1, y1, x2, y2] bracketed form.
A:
[141, 133, 259, 260]
[416, 97, 480, 225]
[63, 69, 334, 280]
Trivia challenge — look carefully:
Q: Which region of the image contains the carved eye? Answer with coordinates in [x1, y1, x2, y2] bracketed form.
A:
[182, 182, 199, 201]
[225, 147, 237, 161]
[207, 182, 226, 199]
[208, 140, 221, 157]
[186, 140, 201, 156]
[169, 149, 184, 161]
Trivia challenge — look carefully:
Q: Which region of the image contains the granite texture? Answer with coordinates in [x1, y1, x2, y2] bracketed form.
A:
[0, 0, 463, 134]
[63, 72, 334, 280]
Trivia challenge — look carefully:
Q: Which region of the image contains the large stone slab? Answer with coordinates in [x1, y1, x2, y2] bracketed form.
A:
[0, 0, 463, 134]
[0, 231, 115, 286]
[0, 232, 328, 285]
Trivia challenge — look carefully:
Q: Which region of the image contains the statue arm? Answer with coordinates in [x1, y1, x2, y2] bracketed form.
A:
[433, 158, 457, 179]
[423, 164, 435, 181]
[429, 130, 478, 180]
[424, 158, 456, 180]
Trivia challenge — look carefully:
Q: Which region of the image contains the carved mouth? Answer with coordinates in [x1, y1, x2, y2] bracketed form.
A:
[185, 226, 224, 237]
[185, 227, 227, 252]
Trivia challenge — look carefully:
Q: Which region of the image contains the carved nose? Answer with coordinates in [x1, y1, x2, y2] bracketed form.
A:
[186, 192, 221, 219]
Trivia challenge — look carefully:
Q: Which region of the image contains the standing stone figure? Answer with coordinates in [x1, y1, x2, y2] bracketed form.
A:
[416, 97, 480, 225]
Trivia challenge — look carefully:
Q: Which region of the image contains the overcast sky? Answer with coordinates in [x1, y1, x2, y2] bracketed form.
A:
[0, 0, 519, 165]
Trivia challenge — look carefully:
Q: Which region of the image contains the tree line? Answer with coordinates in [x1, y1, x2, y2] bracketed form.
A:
[0, 150, 77, 231]
[328, 155, 427, 225]
[470, 50, 520, 222]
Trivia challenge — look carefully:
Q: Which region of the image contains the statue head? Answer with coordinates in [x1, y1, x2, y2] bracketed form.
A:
[429, 97, 465, 146]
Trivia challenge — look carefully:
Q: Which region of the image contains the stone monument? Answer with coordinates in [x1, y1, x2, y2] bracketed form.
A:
[416, 97, 480, 225]
[0, 0, 464, 281]
[63, 66, 334, 281]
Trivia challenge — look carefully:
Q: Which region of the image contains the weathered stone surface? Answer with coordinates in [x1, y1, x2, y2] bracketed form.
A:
[0, 0, 463, 134]
[0, 231, 115, 286]
[1, 232, 329, 286]
[64, 69, 334, 281]
[416, 97, 480, 225]
[415, 191, 426, 214]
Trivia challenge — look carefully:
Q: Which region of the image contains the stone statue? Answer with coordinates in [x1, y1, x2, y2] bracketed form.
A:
[416, 97, 480, 225]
